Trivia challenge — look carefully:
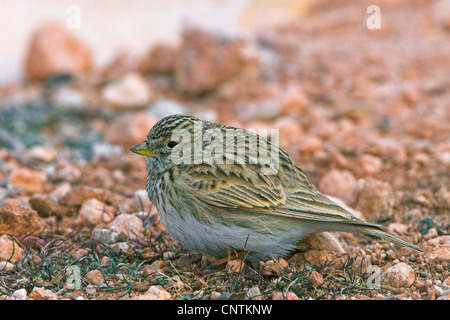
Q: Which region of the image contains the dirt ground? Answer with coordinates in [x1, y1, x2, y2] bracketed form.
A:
[0, 0, 448, 300]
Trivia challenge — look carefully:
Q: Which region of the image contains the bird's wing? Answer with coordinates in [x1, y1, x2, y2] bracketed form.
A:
[270, 188, 365, 224]
[184, 163, 286, 208]
[182, 163, 365, 225]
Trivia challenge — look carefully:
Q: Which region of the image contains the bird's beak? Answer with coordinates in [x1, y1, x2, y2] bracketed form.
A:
[129, 142, 156, 157]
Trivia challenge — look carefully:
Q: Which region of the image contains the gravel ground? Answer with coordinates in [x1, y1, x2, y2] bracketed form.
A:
[0, 0, 448, 300]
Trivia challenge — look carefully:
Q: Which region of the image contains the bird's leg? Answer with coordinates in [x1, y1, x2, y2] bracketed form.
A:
[211, 249, 247, 266]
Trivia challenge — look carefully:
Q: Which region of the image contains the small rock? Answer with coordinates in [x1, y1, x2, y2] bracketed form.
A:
[434, 0, 450, 30]
[9, 168, 48, 194]
[54, 160, 81, 182]
[28, 287, 58, 300]
[428, 285, 444, 300]
[259, 258, 288, 277]
[100, 256, 110, 265]
[85, 270, 105, 285]
[104, 111, 158, 147]
[50, 87, 85, 109]
[226, 259, 245, 273]
[381, 262, 415, 291]
[176, 254, 191, 269]
[346, 178, 395, 222]
[132, 189, 152, 210]
[437, 288, 450, 300]
[280, 89, 307, 116]
[29, 194, 72, 218]
[138, 44, 178, 74]
[26, 146, 57, 163]
[146, 99, 188, 120]
[272, 292, 298, 300]
[358, 154, 382, 175]
[0, 235, 24, 262]
[133, 282, 150, 292]
[423, 236, 450, 261]
[319, 169, 356, 198]
[246, 286, 262, 300]
[78, 198, 115, 226]
[298, 136, 322, 153]
[0, 261, 15, 271]
[0, 199, 47, 237]
[60, 185, 106, 208]
[147, 285, 171, 300]
[290, 250, 337, 268]
[51, 182, 72, 200]
[424, 228, 439, 240]
[102, 72, 154, 109]
[175, 28, 248, 93]
[297, 232, 345, 254]
[92, 228, 119, 244]
[308, 270, 324, 287]
[111, 242, 130, 254]
[163, 252, 174, 261]
[24, 22, 91, 80]
[73, 248, 89, 259]
[256, 99, 281, 120]
[12, 288, 27, 300]
[271, 116, 304, 151]
[85, 285, 96, 295]
[142, 260, 165, 274]
[108, 213, 144, 240]
[367, 138, 407, 165]
[210, 291, 222, 300]
[388, 222, 408, 235]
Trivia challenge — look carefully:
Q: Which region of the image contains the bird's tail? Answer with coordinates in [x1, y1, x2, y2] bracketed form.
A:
[357, 224, 423, 252]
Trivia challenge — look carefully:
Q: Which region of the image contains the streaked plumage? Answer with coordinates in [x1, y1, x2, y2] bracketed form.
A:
[130, 114, 422, 261]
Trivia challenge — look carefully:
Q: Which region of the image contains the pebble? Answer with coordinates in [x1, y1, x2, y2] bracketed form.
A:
[85, 285, 96, 295]
[346, 178, 394, 222]
[272, 292, 298, 300]
[147, 285, 171, 300]
[246, 286, 262, 300]
[0, 234, 24, 262]
[296, 232, 345, 254]
[256, 99, 281, 120]
[381, 262, 415, 291]
[92, 228, 119, 244]
[26, 146, 58, 163]
[108, 213, 145, 240]
[104, 111, 158, 147]
[226, 259, 245, 273]
[0, 261, 15, 271]
[309, 270, 324, 287]
[50, 87, 85, 109]
[12, 288, 27, 300]
[358, 154, 382, 175]
[102, 72, 154, 109]
[8, 168, 48, 194]
[259, 258, 288, 277]
[78, 198, 115, 226]
[24, 22, 91, 80]
[319, 169, 356, 198]
[28, 287, 58, 300]
[85, 270, 105, 285]
[423, 235, 450, 261]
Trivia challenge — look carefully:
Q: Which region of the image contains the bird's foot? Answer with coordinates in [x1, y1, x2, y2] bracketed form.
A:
[211, 249, 248, 266]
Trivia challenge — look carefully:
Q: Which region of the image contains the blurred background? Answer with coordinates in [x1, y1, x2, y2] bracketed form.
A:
[0, 0, 449, 300]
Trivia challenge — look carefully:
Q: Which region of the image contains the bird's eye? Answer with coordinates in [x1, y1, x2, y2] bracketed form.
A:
[167, 141, 178, 148]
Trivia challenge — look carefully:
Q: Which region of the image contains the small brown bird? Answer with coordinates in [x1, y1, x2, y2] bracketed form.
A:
[130, 114, 422, 261]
